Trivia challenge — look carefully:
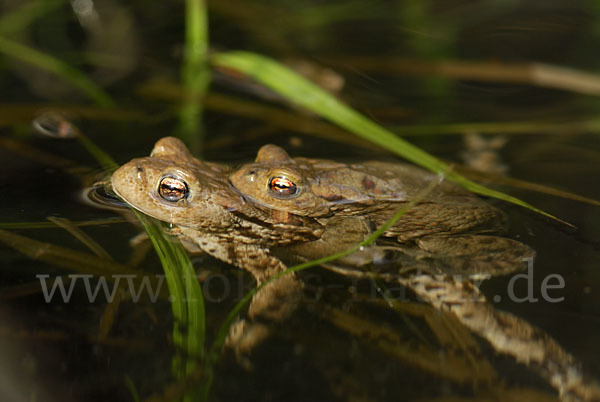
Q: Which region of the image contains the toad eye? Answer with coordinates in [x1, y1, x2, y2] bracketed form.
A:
[268, 175, 299, 198]
[158, 175, 189, 202]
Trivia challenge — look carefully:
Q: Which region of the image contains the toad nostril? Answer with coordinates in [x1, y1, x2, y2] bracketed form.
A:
[134, 165, 146, 181]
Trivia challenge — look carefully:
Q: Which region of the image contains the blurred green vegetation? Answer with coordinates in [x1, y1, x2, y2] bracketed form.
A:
[1, 1, 600, 401]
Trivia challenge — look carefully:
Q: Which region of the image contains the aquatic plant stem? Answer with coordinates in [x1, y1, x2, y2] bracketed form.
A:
[178, 0, 210, 155]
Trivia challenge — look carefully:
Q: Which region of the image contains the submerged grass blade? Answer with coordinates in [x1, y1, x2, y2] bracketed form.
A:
[47, 216, 114, 260]
[0, 228, 149, 279]
[0, 217, 125, 230]
[76, 132, 119, 172]
[124, 376, 140, 402]
[457, 166, 600, 207]
[0, 36, 114, 107]
[134, 213, 205, 378]
[210, 51, 567, 225]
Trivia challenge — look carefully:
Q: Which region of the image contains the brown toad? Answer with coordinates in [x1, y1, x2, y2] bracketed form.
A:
[111, 137, 599, 401]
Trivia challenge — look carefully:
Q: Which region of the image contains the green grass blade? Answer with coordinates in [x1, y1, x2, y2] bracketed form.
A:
[47, 216, 114, 260]
[76, 133, 120, 172]
[179, 4, 210, 398]
[134, 213, 205, 377]
[210, 51, 567, 225]
[178, 0, 210, 155]
[124, 376, 140, 402]
[0, 0, 66, 35]
[0, 36, 114, 107]
[71, 134, 206, 382]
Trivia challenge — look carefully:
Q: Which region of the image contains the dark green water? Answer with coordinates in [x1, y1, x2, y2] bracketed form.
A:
[1, 1, 600, 401]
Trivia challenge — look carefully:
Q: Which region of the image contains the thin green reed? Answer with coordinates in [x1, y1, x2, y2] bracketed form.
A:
[178, 0, 211, 156]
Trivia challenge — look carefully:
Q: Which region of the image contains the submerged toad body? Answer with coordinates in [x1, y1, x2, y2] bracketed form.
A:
[111, 137, 598, 401]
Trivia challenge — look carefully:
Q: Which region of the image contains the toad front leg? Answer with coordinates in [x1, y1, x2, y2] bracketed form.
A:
[179, 228, 304, 359]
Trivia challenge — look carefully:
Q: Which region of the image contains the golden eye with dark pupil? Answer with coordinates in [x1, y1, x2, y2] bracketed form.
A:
[158, 175, 189, 202]
[268, 176, 298, 197]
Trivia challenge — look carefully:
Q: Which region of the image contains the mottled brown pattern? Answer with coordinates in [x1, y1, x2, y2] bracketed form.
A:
[361, 175, 376, 190]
